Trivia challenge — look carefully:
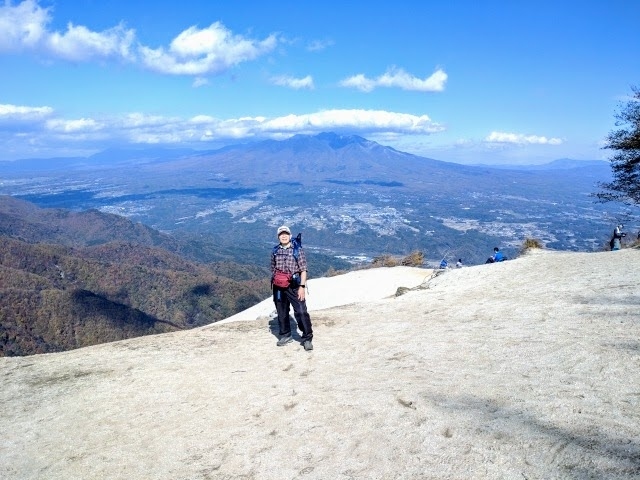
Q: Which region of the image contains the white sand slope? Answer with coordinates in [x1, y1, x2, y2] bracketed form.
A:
[1, 248, 639, 480]
[218, 265, 433, 324]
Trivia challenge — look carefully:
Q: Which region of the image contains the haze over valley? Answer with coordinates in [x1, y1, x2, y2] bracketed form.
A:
[0, 133, 622, 266]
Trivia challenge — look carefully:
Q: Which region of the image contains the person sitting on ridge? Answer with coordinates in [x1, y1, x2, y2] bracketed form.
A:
[486, 247, 506, 263]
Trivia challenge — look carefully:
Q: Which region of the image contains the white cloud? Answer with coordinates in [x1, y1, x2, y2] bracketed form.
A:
[45, 118, 102, 132]
[120, 112, 180, 128]
[485, 131, 563, 145]
[339, 74, 374, 92]
[192, 77, 209, 88]
[1, 104, 592, 164]
[0, 103, 53, 120]
[307, 39, 333, 52]
[260, 109, 443, 135]
[271, 75, 314, 90]
[186, 109, 444, 140]
[0, 103, 54, 136]
[0, 104, 445, 158]
[0, 0, 49, 51]
[182, 110, 444, 141]
[46, 22, 136, 62]
[340, 67, 448, 92]
[0, 2, 278, 75]
[0, 0, 135, 61]
[138, 22, 278, 75]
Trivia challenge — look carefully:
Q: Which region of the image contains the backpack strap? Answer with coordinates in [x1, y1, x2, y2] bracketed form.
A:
[292, 233, 302, 261]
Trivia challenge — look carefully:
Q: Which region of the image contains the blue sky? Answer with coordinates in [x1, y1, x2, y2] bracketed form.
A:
[1, 0, 638, 165]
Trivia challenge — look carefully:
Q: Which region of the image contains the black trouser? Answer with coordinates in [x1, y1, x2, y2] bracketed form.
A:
[273, 285, 313, 341]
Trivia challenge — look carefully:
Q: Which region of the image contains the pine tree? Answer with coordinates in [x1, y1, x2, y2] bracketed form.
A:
[597, 85, 640, 205]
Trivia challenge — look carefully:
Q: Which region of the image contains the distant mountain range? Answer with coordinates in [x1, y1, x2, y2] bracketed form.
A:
[1, 134, 606, 173]
[475, 158, 608, 170]
[0, 146, 198, 172]
[0, 132, 622, 266]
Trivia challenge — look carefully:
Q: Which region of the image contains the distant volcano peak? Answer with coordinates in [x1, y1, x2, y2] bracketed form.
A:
[313, 132, 371, 149]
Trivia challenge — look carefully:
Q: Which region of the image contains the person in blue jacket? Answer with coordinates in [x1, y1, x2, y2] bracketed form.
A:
[486, 247, 506, 263]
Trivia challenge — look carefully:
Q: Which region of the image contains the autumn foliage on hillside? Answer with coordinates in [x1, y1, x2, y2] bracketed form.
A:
[0, 195, 273, 357]
[1, 237, 270, 356]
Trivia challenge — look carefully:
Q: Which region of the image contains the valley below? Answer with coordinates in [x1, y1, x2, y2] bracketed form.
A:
[0, 133, 626, 266]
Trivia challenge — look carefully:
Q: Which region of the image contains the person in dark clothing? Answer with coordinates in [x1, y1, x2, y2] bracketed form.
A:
[271, 225, 313, 351]
[610, 224, 625, 251]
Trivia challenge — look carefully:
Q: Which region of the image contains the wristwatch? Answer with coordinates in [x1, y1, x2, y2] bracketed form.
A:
[300, 284, 306, 287]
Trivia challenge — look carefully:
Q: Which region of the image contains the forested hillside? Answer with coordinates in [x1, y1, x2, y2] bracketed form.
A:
[0, 196, 279, 356]
[0, 236, 269, 356]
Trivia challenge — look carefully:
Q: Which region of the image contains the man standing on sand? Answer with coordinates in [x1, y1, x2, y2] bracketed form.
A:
[271, 225, 313, 351]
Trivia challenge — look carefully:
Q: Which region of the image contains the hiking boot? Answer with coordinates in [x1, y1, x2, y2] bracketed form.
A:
[277, 335, 292, 346]
[303, 340, 313, 351]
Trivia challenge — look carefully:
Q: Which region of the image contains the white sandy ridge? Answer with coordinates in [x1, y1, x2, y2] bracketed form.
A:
[1, 248, 639, 479]
[218, 266, 432, 324]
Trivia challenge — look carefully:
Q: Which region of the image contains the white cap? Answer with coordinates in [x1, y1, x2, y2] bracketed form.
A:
[277, 225, 291, 235]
